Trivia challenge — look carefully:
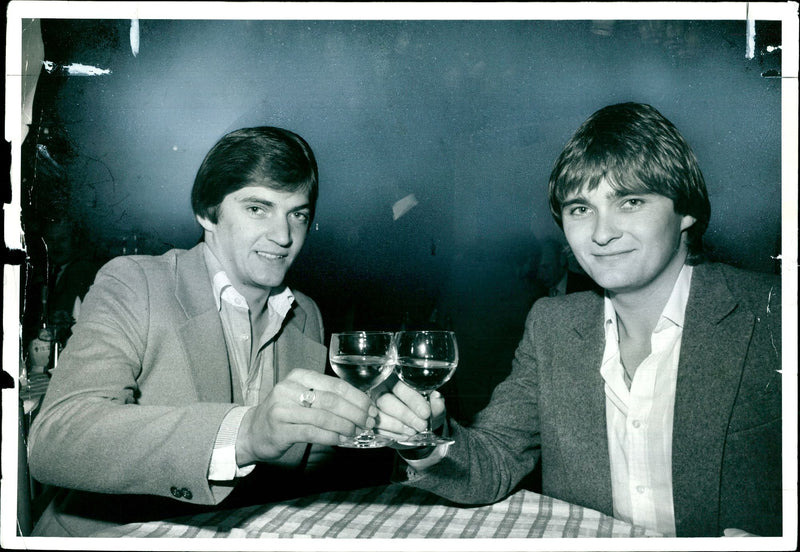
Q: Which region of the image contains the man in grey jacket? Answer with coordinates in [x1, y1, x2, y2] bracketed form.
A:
[28, 127, 379, 536]
[377, 103, 782, 537]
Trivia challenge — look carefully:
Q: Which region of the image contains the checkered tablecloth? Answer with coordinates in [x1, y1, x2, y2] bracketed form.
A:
[92, 483, 662, 538]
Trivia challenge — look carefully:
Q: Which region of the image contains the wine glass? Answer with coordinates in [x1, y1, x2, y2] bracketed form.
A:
[393, 330, 458, 447]
[328, 331, 396, 448]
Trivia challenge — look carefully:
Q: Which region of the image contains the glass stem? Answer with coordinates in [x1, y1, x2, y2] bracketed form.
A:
[424, 392, 434, 434]
[364, 387, 377, 437]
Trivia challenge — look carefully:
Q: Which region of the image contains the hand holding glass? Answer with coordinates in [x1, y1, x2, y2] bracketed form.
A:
[328, 331, 396, 448]
[393, 330, 458, 447]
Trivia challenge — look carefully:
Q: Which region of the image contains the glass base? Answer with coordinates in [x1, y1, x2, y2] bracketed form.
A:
[395, 432, 454, 447]
[337, 432, 394, 449]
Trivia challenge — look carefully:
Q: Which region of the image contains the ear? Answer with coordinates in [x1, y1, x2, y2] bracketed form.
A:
[196, 214, 215, 233]
[680, 214, 697, 232]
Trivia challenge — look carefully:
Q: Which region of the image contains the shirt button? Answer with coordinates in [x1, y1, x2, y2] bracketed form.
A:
[636, 485, 646, 494]
[240, 334, 249, 341]
[632, 420, 641, 428]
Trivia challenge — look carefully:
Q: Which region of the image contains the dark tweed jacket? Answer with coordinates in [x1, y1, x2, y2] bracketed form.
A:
[404, 262, 782, 537]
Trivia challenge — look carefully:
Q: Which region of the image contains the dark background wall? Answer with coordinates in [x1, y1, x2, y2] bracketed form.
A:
[20, 18, 783, 418]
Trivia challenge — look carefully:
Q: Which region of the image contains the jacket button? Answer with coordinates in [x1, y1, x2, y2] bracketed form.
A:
[170, 486, 192, 500]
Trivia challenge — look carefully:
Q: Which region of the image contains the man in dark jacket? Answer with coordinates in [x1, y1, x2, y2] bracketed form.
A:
[376, 102, 782, 537]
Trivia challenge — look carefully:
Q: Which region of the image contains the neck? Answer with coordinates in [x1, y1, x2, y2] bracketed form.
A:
[247, 292, 271, 319]
[610, 257, 687, 343]
[202, 238, 273, 315]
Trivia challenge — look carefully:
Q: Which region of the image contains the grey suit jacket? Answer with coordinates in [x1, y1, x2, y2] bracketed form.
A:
[404, 262, 782, 537]
[28, 244, 329, 536]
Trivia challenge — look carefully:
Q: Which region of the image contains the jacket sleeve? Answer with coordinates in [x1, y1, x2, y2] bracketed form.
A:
[399, 304, 544, 504]
[28, 256, 236, 506]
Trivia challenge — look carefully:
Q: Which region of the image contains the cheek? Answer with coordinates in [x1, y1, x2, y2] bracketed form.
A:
[291, 228, 309, 248]
[234, 221, 262, 242]
[650, 217, 684, 249]
[563, 224, 587, 252]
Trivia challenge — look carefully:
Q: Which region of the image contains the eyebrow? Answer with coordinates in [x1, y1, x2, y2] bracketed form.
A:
[562, 188, 652, 208]
[237, 195, 310, 211]
[559, 197, 586, 210]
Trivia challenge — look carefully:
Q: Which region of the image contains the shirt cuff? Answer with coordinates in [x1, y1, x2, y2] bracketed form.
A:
[208, 405, 256, 481]
[400, 443, 450, 475]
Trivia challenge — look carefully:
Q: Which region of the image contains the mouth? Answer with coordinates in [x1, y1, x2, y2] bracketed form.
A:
[592, 250, 633, 259]
[256, 251, 288, 261]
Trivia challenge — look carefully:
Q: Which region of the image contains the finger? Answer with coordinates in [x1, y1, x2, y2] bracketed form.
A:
[287, 421, 359, 447]
[311, 386, 377, 425]
[288, 370, 373, 412]
[428, 390, 446, 417]
[427, 391, 448, 431]
[374, 427, 416, 441]
[371, 372, 399, 396]
[283, 371, 374, 416]
[390, 380, 431, 419]
[273, 398, 365, 439]
[372, 409, 419, 440]
[375, 389, 427, 433]
[282, 382, 375, 431]
[372, 408, 419, 438]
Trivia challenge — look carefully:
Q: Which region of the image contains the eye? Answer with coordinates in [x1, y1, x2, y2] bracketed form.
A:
[621, 198, 644, 209]
[565, 205, 590, 217]
[290, 211, 310, 225]
[247, 205, 266, 216]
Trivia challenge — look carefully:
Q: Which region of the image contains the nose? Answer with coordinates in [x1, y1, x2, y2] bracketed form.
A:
[591, 210, 621, 246]
[266, 215, 292, 247]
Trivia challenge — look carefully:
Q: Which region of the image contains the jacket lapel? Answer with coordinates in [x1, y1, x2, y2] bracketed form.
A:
[671, 263, 752, 536]
[274, 305, 328, 384]
[268, 303, 326, 469]
[171, 245, 327, 405]
[174, 245, 233, 403]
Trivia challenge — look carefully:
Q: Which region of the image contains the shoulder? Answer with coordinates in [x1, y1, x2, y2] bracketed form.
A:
[706, 261, 780, 288]
[292, 289, 321, 317]
[289, 288, 324, 340]
[527, 289, 604, 334]
[96, 248, 193, 281]
[89, 248, 200, 309]
[530, 289, 603, 318]
[694, 262, 781, 314]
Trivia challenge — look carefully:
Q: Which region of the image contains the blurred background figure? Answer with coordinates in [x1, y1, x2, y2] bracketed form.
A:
[41, 218, 102, 339]
[22, 217, 103, 373]
[522, 237, 598, 307]
[535, 238, 598, 298]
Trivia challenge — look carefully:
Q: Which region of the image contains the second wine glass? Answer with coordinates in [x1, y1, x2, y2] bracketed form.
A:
[393, 330, 458, 447]
[328, 331, 396, 448]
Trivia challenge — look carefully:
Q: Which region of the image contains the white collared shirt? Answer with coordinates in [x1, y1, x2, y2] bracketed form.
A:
[599, 264, 693, 537]
[211, 270, 294, 406]
[202, 244, 295, 481]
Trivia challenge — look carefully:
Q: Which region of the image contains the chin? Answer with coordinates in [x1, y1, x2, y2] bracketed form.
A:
[587, 274, 630, 293]
[262, 278, 287, 289]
